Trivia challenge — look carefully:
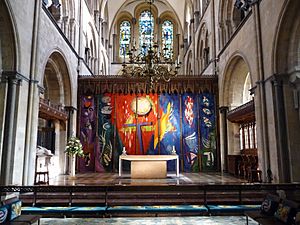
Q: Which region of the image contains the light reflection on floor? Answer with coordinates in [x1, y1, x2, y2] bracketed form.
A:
[41, 216, 258, 225]
[50, 172, 247, 186]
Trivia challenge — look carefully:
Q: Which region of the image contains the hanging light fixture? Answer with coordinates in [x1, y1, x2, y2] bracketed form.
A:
[121, 0, 181, 88]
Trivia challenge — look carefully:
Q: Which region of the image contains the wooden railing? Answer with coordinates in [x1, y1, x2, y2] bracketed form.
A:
[39, 98, 68, 121]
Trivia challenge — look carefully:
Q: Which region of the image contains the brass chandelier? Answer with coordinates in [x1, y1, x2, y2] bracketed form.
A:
[121, 0, 180, 88]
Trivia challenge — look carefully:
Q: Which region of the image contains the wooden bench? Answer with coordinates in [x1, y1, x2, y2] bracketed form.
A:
[4, 215, 40, 225]
[245, 211, 285, 225]
[245, 198, 299, 225]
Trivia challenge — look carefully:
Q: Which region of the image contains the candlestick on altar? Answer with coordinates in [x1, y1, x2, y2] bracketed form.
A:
[122, 146, 127, 155]
[171, 145, 176, 155]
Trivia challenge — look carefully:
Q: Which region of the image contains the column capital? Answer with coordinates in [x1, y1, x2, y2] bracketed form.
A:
[219, 106, 229, 113]
[38, 84, 45, 94]
[1, 71, 29, 85]
[65, 106, 77, 113]
[249, 86, 257, 95]
[270, 73, 290, 86]
[62, 16, 69, 22]
[219, 21, 225, 28]
[289, 69, 300, 85]
[194, 11, 200, 17]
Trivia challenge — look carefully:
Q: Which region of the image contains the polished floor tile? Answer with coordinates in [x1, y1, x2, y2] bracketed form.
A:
[50, 172, 247, 186]
[41, 216, 258, 225]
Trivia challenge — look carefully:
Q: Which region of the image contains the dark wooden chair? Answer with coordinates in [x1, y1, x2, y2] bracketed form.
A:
[34, 171, 49, 185]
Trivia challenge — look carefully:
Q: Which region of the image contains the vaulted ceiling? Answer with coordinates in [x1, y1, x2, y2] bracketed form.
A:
[101, 0, 192, 34]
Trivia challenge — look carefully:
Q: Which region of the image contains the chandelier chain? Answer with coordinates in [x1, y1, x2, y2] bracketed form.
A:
[121, 0, 180, 88]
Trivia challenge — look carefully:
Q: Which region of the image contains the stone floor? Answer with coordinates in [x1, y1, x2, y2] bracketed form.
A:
[40, 216, 258, 225]
[49, 172, 247, 186]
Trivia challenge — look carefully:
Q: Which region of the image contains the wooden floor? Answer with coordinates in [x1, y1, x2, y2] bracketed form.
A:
[49, 172, 247, 186]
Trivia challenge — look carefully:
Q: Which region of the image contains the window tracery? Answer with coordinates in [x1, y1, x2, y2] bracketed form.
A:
[115, 4, 178, 62]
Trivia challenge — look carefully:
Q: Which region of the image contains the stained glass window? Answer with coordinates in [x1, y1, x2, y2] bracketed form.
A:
[139, 10, 154, 55]
[119, 21, 131, 58]
[162, 20, 174, 59]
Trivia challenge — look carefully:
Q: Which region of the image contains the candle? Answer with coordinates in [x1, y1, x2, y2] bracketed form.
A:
[123, 47, 126, 63]
[172, 145, 176, 154]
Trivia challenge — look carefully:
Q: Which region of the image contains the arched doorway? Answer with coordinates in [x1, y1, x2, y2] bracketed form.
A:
[38, 51, 72, 179]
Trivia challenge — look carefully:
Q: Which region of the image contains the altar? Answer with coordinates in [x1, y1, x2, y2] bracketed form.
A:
[119, 155, 179, 179]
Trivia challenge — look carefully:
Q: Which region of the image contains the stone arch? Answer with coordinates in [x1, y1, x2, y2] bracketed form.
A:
[159, 11, 180, 60]
[0, 0, 18, 177]
[87, 22, 98, 74]
[134, 2, 159, 21]
[273, 0, 300, 182]
[218, 0, 226, 49]
[102, 2, 109, 48]
[59, 0, 76, 41]
[38, 51, 72, 178]
[68, 0, 75, 19]
[42, 51, 72, 106]
[218, 0, 246, 48]
[200, 0, 209, 15]
[184, 1, 193, 45]
[222, 54, 252, 107]
[113, 11, 133, 63]
[197, 22, 210, 73]
[0, 1, 17, 71]
[134, 1, 159, 48]
[221, 54, 253, 155]
[185, 50, 193, 75]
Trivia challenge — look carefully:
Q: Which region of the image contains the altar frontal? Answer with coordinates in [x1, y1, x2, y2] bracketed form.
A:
[119, 155, 179, 179]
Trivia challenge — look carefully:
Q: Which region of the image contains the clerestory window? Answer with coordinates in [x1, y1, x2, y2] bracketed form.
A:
[119, 21, 131, 58]
[162, 20, 174, 59]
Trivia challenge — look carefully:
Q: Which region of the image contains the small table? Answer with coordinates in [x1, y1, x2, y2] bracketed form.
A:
[119, 155, 179, 178]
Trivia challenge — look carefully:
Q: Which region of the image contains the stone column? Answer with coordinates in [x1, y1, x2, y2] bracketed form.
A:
[219, 106, 229, 172]
[94, 10, 100, 31]
[290, 71, 300, 120]
[112, 34, 117, 62]
[53, 119, 60, 155]
[102, 21, 108, 44]
[194, 11, 200, 29]
[183, 38, 188, 54]
[190, 18, 196, 75]
[23, 80, 39, 185]
[272, 75, 291, 182]
[69, 18, 76, 47]
[218, 22, 224, 49]
[100, 18, 104, 46]
[0, 72, 22, 185]
[64, 106, 77, 174]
